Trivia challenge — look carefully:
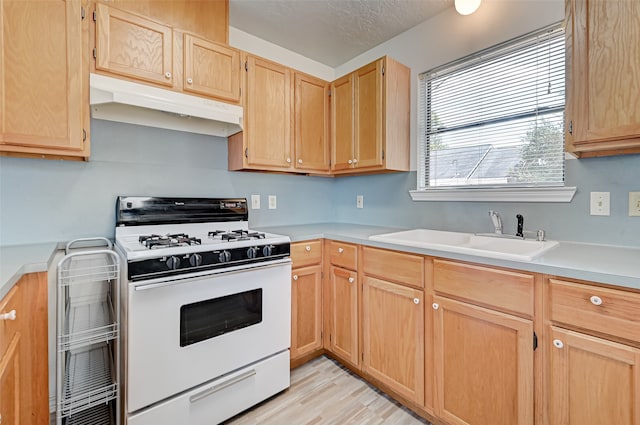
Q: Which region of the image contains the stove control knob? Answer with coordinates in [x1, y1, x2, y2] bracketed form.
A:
[247, 247, 259, 259]
[219, 250, 232, 263]
[262, 245, 274, 257]
[189, 253, 203, 267]
[166, 256, 181, 270]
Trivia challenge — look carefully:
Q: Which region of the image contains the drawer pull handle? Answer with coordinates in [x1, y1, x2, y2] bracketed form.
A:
[590, 295, 603, 306]
[0, 310, 16, 321]
[190, 369, 256, 404]
[413, 298, 420, 305]
[553, 339, 564, 349]
[305, 246, 311, 251]
[432, 303, 439, 310]
[348, 277, 355, 283]
[293, 275, 298, 281]
[338, 248, 344, 253]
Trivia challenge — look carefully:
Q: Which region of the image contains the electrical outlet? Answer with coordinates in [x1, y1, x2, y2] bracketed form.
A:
[356, 195, 364, 209]
[629, 192, 640, 217]
[268, 195, 277, 209]
[251, 195, 260, 210]
[590, 192, 610, 216]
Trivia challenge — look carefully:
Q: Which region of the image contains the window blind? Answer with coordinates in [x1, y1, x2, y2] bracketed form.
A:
[418, 23, 565, 190]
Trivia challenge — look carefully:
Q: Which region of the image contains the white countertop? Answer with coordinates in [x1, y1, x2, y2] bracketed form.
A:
[0, 242, 59, 300]
[256, 223, 640, 290]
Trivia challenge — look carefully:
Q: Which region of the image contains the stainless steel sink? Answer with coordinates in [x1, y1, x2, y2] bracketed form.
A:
[369, 229, 558, 261]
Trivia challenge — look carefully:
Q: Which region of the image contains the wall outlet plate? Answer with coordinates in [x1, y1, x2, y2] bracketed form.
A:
[268, 195, 277, 209]
[357, 195, 364, 209]
[251, 194, 260, 210]
[590, 192, 610, 216]
[629, 192, 640, 217]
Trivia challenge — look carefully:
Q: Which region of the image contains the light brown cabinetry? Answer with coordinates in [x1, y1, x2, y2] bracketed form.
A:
[432, 260, 535, 425]
[361, 246, 425, 405]
[565, 0, 640, 157]
[0, 273, 48, 425]
[331, 56, 410, 174]
[290, 240, 323, 365]
[545, 277, 640, 424]
[294, 72, 330, 173]
[325, 241, 359, 368]
[0, 0, 89, 160]
[228, 54, 293, 171]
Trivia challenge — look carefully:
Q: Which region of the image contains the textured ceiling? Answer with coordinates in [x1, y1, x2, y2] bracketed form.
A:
[229, 0, 453, 67]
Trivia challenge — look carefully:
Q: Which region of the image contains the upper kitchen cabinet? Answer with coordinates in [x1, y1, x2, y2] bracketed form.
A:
[331, 56, 410, 175]
[565, 0, 640, 157]
[294, 72, 330, 173]
[94, 3, 174, 86]
[0, 0, 89, 160]
[104, 0, 228, 44]
[228, 54, 294, 172]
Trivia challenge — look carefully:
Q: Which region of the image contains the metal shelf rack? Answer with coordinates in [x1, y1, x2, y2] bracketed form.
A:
[56, 238, 120, 425]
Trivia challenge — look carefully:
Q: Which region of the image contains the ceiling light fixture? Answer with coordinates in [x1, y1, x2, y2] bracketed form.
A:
[455, 0, 481, 15]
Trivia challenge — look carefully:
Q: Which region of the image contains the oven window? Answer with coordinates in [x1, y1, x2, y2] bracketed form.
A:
[180, 289, 262, 347]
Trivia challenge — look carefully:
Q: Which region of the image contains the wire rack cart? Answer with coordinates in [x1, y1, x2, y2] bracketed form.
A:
[56, 238, 120, 425]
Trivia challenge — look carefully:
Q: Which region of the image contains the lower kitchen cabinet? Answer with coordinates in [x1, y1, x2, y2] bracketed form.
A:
[327, 265, 359, 368]
[0, 272, 48, 425]
[290, 265, 323, 362]
[547, 326, 640, 425]
[432, 296, 534, 425]
[362, 276, 424, 404]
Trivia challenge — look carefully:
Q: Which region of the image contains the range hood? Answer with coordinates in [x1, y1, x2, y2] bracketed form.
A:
[89, 73, 243, 137]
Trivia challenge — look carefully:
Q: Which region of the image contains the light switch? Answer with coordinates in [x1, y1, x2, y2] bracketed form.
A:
[590, 192, 610, 216]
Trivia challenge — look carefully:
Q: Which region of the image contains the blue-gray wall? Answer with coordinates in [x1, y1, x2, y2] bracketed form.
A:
[0, 119, 639, 247]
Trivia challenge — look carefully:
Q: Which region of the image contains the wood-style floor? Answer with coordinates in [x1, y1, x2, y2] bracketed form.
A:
[223, 355, 431, 425]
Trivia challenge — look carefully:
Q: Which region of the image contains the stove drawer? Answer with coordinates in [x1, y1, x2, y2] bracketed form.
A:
[127, 350, 290, 425]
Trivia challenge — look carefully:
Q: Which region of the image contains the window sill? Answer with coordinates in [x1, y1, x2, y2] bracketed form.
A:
[409, 186, 577, 202]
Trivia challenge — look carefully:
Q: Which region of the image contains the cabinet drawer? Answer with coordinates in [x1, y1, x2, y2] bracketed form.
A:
[433, 259, 534, 317]
[0, 285, 22, 357]
[328, 241, 357, 270]
[548, 278, 640, 343]
[362, 246, 424, 289]
[291, 240, 322, 267]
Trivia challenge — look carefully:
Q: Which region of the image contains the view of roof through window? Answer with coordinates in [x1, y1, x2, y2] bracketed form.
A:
[418, 23, 565, 189]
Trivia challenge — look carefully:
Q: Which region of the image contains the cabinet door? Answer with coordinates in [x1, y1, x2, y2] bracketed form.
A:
[566, 0, 640, 155]
[95, 3, 173, 86]
[244, 55, 293, 169]
[433, 296, 534, 425]
[0, 0, 87, 157]
[0, 335, 21, 425]
[354, 59, 383, 169]
[294, 73, 330, 172]
[328, 266, 359, 367]
[330, 73, 355, 171]
[362, 276, 424, 404]
[291, 265, 323, 361]
[548, 326, 640, 425]
[183, 34, 240, 103]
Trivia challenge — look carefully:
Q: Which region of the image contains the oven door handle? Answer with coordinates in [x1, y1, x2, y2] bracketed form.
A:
[189, 369, 257, 404]
[133, 259, 291, 291]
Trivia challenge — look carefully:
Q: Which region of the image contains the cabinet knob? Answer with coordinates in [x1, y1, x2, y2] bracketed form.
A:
[298, 159, 303, 164]
[305, 245, 311, 251]
[0, 309, 16, 321]
[353, 158, 358, 164]
[432, 303, 439, 310]
[165, 71, 172, 79]
[187, 78, 193, 84]
[286, 158, 292, 163]
[348, 277, 355, 283]
[590, 295, 603, 306]
[338, 247, 344, 253]
[293, 275, 298, 281]
[413, 298, 420, 305]
[348, 159, 353, 164]
[553, 339, 564, 349]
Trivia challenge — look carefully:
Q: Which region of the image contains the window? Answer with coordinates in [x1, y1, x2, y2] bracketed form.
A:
[414, 23, 575, 202]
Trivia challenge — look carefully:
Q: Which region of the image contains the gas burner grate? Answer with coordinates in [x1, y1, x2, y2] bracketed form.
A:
[208, 230, 267, 242]
[139, 233, 202, 249]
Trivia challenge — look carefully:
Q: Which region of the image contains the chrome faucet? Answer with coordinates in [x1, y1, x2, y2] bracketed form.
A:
[489, 210, 502, 234]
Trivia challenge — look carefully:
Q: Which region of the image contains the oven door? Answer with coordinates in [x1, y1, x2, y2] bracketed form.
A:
[125, 259, 291, 413]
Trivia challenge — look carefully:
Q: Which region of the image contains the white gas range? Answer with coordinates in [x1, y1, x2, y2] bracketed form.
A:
[114, 197, 291, 425]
